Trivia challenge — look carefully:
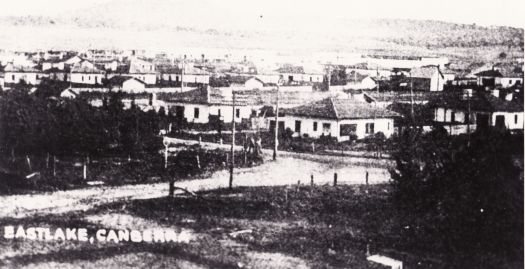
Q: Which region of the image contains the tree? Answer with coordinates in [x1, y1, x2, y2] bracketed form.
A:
[390, 128, 523, 268]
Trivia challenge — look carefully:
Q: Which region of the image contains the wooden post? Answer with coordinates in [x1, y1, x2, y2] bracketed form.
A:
[333, 173, 338, 186]
[273, 86, 279, 160]
[53, 155, 56, 177]
[196, 155, 201, 170]
[46, 152, 50, 169]
[26, 155, 31, 172]
[164, 144, 169, 169]
[83, 157, 87, 180]
[229, 92, 236, 190]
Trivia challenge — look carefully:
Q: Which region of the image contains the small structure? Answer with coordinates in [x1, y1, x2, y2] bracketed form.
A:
[60, 88, 79, 99]
[367, 255, 403, 269]
[106, 76, 146, 93]
[3, 63, 45, 85]
[408, 65, 445, 91]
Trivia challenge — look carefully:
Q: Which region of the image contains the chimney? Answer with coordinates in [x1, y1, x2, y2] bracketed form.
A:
[491, 89, 500, 98]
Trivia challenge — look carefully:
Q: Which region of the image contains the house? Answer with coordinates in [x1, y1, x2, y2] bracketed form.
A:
[474, 69, 503, 87]
[408, 65, 445, 91]
[181, 65, 210, 85]
[3, 63, 46, 85]
[429, 89, 524, 135]
[106, 76, 146, 93]
[70, 60, 105, 85]
[60, 88, 79, 99]
[158, 87, 261, 124]
[274, 98, 399, 141]
[346, 75, 378, 90]
[128, 58, 157, 85]
[229, 76, 266, 89]
[276, 65, 324, 85]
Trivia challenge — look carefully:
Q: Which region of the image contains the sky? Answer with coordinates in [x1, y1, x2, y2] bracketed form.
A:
[0, 0, 523, 28]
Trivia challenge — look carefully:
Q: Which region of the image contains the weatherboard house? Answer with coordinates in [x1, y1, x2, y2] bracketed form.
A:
[274, 98, 399, 141]
[158, 87, 261, 124]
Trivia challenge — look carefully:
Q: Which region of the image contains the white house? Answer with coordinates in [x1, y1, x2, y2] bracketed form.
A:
[276, 65, 324, 84]
[60, 88, 79, 99]
[430, 90, 524, 135]
[274, 98, 399, 141]
[3, 63, 46, 85]
[159, 87, 260, 124]
[70, 61, 105, 85]
[127, 58, 157, 85]
[106, 76, 146, 93]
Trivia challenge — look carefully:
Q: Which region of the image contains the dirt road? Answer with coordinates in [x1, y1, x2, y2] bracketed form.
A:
[0, 155, 392, 219]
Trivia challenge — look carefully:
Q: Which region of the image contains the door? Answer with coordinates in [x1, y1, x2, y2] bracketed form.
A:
[476, 114, 489, 130]
[495, 115, 506, 130]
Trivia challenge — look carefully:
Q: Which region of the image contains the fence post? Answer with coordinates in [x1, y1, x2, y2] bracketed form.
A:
[26, 155, 31, 172]
[333, 173, 338, 186]
[53, 155, 56, 177]
[196, 155, 201, 170]
[83, 157, 87, 180]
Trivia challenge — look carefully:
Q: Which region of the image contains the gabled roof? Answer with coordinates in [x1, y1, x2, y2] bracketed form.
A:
[158, 87, 261, 106]
[474, 69, 503, 77]
[3, 64, 41, 73]
[106, 76, 145, 87]
[410, 65, 443, 79]
[282, 98, 400, 120]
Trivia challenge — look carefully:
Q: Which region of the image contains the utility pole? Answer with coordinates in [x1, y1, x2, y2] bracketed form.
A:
[229, 91, 236, 189]
[409, 71, 415, 126]
[181, 56, 185, 93]
[273, 86, 279, 161]
[467, 90, 471, 147]
[327, 65, 331, 91]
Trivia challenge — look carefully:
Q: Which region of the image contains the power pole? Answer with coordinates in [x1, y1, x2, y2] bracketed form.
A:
[409, 71, 415, 126]
[467, 90, 471, 147]
[181, 55, 185, 93]
[273, 86, 279, 160]
[229, 91, 236, 189]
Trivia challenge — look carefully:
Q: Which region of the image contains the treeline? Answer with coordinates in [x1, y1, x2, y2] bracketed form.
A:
[0, 87, 167, 162]
[390, 127, 523, 268]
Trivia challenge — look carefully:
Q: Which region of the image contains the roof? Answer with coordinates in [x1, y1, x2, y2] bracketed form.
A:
[282, 98, 400, 120]
[276, 65, 305, 74]
[106, 76, 146, 87]
[474, 69, 503, 77]
[3, 64, 41, 73]
[158, 87, 261, 106]
[410, 66, 443, 79]
[428, 92, 523, 112]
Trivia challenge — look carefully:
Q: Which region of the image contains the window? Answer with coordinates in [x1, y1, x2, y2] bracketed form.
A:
[313, 122, 318, 131]
[218, 109, 221, 116]
[340, 124, 357, 136]
[509, 80, 513, 84]
[194, 107, 200, 119]
[322, 123, 331, 133]
[388, 122, 390, 130]
[236, 108, 240, 118]
[365, 123, 375, 134]
[12, 75, 15, 80]
[295, 120, 301, 132]
[82, 76, 84, 82]
[515, 114, 518, 124]
[451, 112, 455, 123]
